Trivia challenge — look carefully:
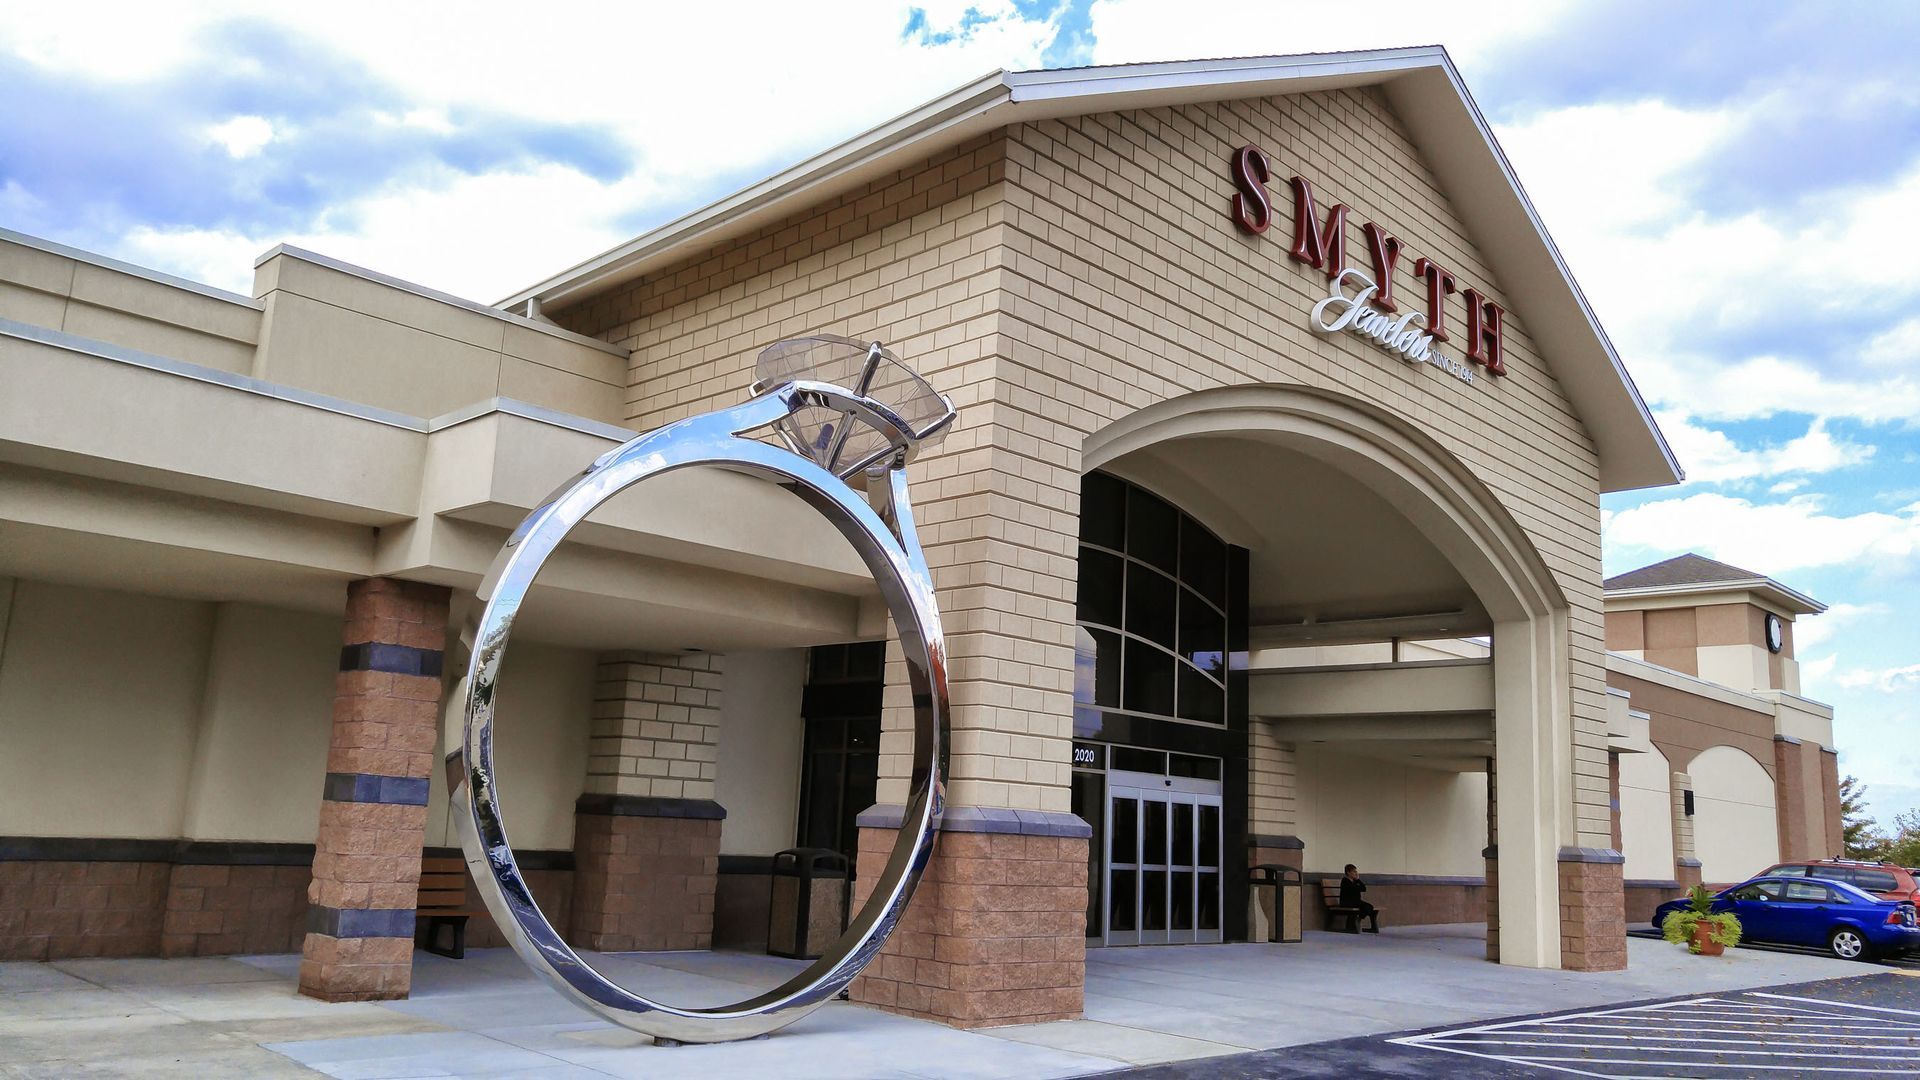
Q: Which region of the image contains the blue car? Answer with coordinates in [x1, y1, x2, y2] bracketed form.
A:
[1654, 875, 1920, 961]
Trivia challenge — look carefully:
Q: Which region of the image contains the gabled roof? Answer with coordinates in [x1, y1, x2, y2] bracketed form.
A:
[1605, 553, 1826, 615]
[501, 48, 1680, 493]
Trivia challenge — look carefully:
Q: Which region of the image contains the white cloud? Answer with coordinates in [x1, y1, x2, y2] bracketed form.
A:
[1655, 410, 1874, 485]
[1498, 96, 1920, 425]
[1, 1, 1068, 301]
[1834, 663, 1920, 693]
[1086, 0, 1580, 68]
[1794, 602, 1886, 651]
[1604, 492, 1920, 574]
[206, 115, 274, 159]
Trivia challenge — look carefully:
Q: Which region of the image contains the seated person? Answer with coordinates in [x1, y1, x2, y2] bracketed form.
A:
[1339, 864, 1380, 934]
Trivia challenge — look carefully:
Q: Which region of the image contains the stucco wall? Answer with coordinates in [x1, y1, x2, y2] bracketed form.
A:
[0, 579, 215, 838]
[1618, 743, 1675, 881]
[425, 641, 595, 852]
[713, 649, 807, 855]
[1292, 747, 1487, 877]
[177, 603, 342, 843]
[1690, 744, 1780, 882]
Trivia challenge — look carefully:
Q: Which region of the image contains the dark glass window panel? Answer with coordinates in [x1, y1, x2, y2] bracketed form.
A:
[845, 640, 884, 680]
[800, 752, 843, 851]
[1144, 801, 1167, 867]
[1127, 486, 1179, 573]
[812, 716, 846, 751]
[1170, 754, 1223, 782]
[1142, 870, 1168, 931]
[1073, 771, 1105, 938]
[1197, 872, 1220, 931]
[1172, 802, 1194, 866]
[1076, 548, 1125, 629]
[1126, 565, 1177, 649]
[1080, 471, 1128, 550]
[846, 716, 879, 750]
[1177, 665, 1225, 725]
[1110, 797, 1137, 864]
[1171, 871, 1194, 931]
[1123, 638, 1175, 717]
[1180, 516, 1227, 605]
[1198, 803, 1220, 868]
[1179, 587, 1225, 669]
[1110, 870, 1137, 932]
[1112, 747, 1166, 775]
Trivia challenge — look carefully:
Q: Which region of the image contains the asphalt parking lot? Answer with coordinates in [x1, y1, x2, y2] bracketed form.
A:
[1113, 970, 1920, 1078]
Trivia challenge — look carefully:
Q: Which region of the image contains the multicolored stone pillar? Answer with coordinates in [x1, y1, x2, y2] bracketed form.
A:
[298, 578, 448, 1002]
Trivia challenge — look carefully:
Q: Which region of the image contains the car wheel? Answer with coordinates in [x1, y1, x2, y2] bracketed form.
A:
[1828, 928, 1870, 961]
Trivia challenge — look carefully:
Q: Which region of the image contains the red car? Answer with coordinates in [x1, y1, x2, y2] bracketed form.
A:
[1761, 859, 1920, 905]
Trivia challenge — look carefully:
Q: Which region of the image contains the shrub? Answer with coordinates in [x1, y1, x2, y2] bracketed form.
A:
[1662, 885, 1743, 954]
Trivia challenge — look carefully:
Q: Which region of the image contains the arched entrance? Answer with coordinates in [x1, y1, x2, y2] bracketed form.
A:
[1082, 385, 1577, 969]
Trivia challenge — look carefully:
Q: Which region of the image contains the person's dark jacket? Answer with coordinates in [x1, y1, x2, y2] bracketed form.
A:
[1339, 876, 1367, 908]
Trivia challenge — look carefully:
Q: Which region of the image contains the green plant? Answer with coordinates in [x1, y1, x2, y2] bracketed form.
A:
[1662, 886, 1743, 954]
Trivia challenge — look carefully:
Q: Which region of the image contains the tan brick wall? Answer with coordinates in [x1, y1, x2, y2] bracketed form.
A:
[1248, 720, 1297, 835]
[553, 85, 1615, 834]
[587, 652, 722, 800]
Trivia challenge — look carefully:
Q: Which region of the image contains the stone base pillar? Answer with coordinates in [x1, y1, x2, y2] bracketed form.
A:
[298, 578, 448, 1003]
[849, 809, 1089, 1028]
[1484, 849, 1499, 962]
[1557, 848, 1626, 972]
[1675, 857, 1703, 891]
[568, 796, 722, 952]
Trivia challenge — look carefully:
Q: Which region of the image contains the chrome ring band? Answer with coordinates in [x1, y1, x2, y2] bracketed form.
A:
[453, 388, 947, 1044]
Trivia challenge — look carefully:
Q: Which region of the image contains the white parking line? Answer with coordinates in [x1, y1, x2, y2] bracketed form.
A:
[1749, 991, 1920, 1018]
[1390, 989, 1920, 1078]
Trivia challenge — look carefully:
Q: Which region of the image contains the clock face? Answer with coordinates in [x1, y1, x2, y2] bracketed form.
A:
[1765, 613, 1784, 654]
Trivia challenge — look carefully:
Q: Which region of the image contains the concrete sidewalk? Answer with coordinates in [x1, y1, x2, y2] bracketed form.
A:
[0, 924, 1867, 1078]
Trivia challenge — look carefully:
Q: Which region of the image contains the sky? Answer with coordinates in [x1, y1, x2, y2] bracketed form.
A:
[3, 2, 1916, 827]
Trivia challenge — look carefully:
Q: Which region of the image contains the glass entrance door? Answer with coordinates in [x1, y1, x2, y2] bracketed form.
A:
[1104, 770, 1222, 946]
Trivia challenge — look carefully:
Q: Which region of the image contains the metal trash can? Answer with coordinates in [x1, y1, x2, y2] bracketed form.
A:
[1249, 865, 1304, 943]
[767, 847, 849, 960]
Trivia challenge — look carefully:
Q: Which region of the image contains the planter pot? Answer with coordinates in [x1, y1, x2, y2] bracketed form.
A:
[1692, 923, 1725, 957]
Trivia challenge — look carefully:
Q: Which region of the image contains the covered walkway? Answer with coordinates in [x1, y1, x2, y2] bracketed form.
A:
[0, 926, 1864, 1078]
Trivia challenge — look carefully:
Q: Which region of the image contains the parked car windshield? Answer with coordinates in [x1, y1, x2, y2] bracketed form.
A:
[1768, 865, 1808, 877]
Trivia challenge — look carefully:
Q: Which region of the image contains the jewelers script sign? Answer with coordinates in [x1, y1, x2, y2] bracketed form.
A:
[1226, 144, 1508, 385]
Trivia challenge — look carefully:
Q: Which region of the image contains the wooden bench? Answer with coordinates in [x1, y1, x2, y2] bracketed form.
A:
[1319, 879, 1382, 934]
[416, 856, 480, 959]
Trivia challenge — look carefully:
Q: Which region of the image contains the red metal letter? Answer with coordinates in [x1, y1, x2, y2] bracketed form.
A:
[1288, 176, 1348, 280]
[1362, 223, 1404, 312]
[1414, 257, 1457, 342]
[1462, 288, 1508, 376]
[1228, 146, 1273, 235]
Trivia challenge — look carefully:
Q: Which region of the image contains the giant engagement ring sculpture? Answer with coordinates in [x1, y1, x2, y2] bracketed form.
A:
[453, 336, 953, 1043]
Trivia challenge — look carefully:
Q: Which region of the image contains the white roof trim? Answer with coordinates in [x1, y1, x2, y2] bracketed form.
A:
[1606, 579, 1827, 616]
[500, 47, 1679, 491]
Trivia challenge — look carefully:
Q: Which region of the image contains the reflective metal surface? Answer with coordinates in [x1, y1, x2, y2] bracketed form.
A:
[453, 370, 952, 1044]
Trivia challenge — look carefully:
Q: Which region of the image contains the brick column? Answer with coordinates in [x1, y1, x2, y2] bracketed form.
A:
[568, 652, 724, 952]
[1557, 848, 1626, 972]
[1819, 747, 1842, 858]
[1773, 735, 1812, 862]
[849, 809, 1088, 1028]
[1608, 752, 1623, 851]
[299, 578, 448, 1002]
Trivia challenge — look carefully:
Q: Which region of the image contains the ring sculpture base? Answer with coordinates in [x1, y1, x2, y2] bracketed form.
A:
[452, 337, 955, 1044]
